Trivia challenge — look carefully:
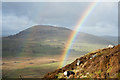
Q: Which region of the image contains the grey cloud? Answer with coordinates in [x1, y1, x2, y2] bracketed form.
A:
[80, 22, 118, 36]
[2, 15, 37, 36]
[2, 2, 118, 36]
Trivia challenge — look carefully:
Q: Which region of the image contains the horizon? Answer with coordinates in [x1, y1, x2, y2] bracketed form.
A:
[2, 25, 118, 37]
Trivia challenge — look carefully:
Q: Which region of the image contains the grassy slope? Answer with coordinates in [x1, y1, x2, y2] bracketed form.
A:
[44, 45, 120, 78]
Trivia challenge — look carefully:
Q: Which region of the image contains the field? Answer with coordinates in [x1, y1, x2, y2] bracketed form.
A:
[2, 42, 108, 78]
[2, 56, 76, 78]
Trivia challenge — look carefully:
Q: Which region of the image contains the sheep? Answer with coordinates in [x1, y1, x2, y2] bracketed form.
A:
[90, 54, 96, 59]
[64, 71, 75, 78]
[90, 57, 92, 59]
[108, 45, 114, 48]
[92, 54, 96, 58]
[76, 60, 81, 66]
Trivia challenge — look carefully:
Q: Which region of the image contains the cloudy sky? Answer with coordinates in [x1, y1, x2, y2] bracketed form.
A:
[2, 2, 118, 36]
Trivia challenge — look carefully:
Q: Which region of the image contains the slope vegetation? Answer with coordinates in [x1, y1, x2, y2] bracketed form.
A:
[44, 44, 120, 78]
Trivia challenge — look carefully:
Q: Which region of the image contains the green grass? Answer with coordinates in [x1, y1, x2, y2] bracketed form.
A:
[2, 40, 108, 78]
[2, 37, 109, 78]
[72, 43, 107, 52]
[107, 66, 112, 73]
[95, 70, 102, 77]
[3, 39, 63, 57]
[3, 35, 108, 57]
[3, 62, 60, 78]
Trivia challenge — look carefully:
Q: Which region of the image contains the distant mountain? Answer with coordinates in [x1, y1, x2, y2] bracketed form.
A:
[4, 25, 114, 44]
[6, 25, 71, 41]
[44, 44, 120, 78]
[2, 25, 115, 57]
[101, 36, 118, 44]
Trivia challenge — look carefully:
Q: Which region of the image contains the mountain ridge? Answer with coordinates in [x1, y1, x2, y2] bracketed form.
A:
[3, 25, 115, 45]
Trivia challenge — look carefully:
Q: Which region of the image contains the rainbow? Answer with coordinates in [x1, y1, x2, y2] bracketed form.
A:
[59, 1, 99, 68]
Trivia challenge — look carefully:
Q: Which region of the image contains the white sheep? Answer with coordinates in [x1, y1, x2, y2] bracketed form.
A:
[64, 71, 68, 76]
[76, 60, 81, 66]
[90, 54, 96, 59]
[92, 54, 96, 58]
[64, 71, 75, 78]
[108, 45, 114, 48]
[90, 57, 92, 59]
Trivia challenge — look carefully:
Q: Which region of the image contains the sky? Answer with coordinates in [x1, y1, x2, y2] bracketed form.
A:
[2, 2, 118, 36]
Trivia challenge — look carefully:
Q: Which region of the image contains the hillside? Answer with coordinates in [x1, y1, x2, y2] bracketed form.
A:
[44, 44, 120, 78]
[2, 25, 115, 57]
[101, 36, 118, 45]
